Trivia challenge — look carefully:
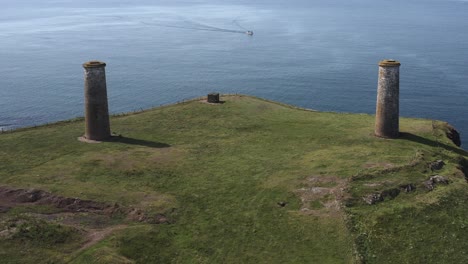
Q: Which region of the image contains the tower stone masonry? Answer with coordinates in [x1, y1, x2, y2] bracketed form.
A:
[82, 61, 111, 141]
[375, 59, 401, 138]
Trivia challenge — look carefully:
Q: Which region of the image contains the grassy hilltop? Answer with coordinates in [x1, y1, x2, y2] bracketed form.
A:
[0, 95, 467, 263]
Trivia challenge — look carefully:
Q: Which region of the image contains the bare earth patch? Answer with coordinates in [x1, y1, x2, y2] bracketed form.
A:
[0, 186, 173, 256]
[295, 176, 348, 217]
[0, 186, 172, 225]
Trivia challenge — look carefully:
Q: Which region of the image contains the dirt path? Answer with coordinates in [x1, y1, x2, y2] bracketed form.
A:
[79, 224, 128, 251]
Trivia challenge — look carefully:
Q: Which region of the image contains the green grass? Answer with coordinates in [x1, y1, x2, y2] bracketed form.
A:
[0, 215, 85, 263]
[0, 95, 467, 263]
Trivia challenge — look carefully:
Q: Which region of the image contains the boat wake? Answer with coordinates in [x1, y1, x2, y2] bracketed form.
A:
[141, 19, 253, 35]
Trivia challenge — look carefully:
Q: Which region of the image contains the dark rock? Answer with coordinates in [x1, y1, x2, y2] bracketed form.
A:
[423, 175, 449, 191]
[381, 188, 400, 199]
[446, 124, 461, 147]
[456, 157, 468, 182]
[364, 187, 402, 205]
[207, 93, 220, 103]
[277, 201, 287, 207]
[363, 193, 383, 205]
[430, 175, 449, 184]
[423, 180, 435, 191]
[399, 183, 416, 192]
[429, 160, 445, 171]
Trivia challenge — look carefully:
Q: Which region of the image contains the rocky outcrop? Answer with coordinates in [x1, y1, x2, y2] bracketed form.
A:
[363, 193, 383, 205]
[399, 183, 416, 193]
[456, 157, 468, 182]
[429, 160, 445, 171]
[363, 188, 400, 205]
[445, 124, 461, 147]
[423, 175, 449, 191]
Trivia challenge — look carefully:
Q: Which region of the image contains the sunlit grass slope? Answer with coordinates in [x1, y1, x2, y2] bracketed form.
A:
[0, 95, 466, 263]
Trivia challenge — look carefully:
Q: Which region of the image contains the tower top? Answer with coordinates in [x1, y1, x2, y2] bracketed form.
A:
[83, 61, 106, 68]
[379, 59, 400, 67]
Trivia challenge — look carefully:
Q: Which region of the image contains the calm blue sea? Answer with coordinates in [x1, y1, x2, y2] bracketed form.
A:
[0, 0, 467, 146]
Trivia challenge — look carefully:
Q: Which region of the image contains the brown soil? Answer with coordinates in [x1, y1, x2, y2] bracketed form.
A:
[0, 186, 172, 255]
[0, 186, 171, 224]
[0, 186, 114, 213]
[294, 176, 349, 218]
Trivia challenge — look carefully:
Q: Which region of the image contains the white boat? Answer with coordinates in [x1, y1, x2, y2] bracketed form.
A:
[246, 31, 253, 35]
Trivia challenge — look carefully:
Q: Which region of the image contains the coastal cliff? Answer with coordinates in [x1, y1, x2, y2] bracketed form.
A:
[0, 95, 467, 263]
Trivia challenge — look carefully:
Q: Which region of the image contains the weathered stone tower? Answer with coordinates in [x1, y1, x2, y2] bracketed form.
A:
[375, 59, 401, 138]
[82, 61, 111, 141]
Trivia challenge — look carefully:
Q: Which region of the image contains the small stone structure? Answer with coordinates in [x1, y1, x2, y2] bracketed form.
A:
[375, 59, 401, 138]
[207, 93, 220, 103]
[82, 61, 111, 141]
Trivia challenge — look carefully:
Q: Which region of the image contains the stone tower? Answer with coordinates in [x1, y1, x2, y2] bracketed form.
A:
[82, 61, 111, 141]
[375, 59, 401, 138]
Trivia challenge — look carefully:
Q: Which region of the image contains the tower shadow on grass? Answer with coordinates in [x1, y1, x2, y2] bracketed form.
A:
[399, 132, 467, 156]
[108, 136, 171, 148]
